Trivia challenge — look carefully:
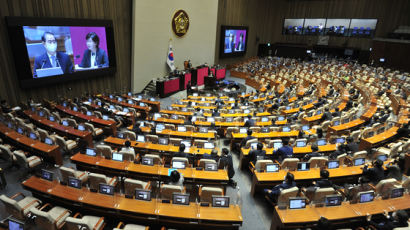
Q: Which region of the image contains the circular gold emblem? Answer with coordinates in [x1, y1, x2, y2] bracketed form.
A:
[172, 10, 189, 37]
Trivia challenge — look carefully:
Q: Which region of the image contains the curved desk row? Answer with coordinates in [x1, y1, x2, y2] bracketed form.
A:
[0, 123, 62, 165]
[71, 152, 229, 185]
[23, 176, 242, 229]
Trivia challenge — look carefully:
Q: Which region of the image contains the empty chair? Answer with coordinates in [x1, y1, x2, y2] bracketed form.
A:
[308, 157, 328, 168]
[169, 138, 182, 146]
[114, 222, 147, 230]
[143, 154, 162, 165]
[321, 121, 331, 132]
[37, 128, 50, 142]
[171, 157, 189, 168]
[281, 158, 300, 171]
[399, 140, 410, 153]
[123, 131, 136, 141]
[254, 160, 274, 172]
[244, 138, 258, 149]
[84, 122, 103, 137]
[352, 150, 367, 160]
[13, 150, 41, 174]
[185, 125, 194, 132]
[0, 144, 16, 167]
[277, 187, 299, 209]
[31, 204, 71, 230]
[199, 186, 224, 203]
[160, 183, 184, 200]
[146, 135, 159, 144]
[376, 142, 402, 158]
[337, 153, 347, 166]
[375, 178, 402, 199]
[311, 187, 337, 205]
[226, 127, 239, 139]
[165, 124, 175, 131]
[88, 173, 117, 192]
[0, 193, 42, 220]
[62, 118, 78, 127]
[94, 111, 103, 119]
[193, 139, 206, 148]
[64, 213, 105, 230]
[120, 150, 136, 162]
[198, 159, 217, 168]
[52, 135, 78, 154]
[123, 178, 150, 198]
[59, 166, 88, 184]
[250, 127, 261, 133]
[96, 144, 113, 159]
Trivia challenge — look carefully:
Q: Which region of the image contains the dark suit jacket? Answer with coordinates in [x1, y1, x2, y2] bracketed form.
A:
[346, 142, 359, 153]
[79, 48, 109, 68]
[363, 166, 385, 185]
[249, 149, 266, 165]
[315, 179, 333, 188]
[33, 52, 73, 77]
[219, 154, 235, 178]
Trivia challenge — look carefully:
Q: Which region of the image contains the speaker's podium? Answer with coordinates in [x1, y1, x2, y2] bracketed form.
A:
[35, 67, 63, 78]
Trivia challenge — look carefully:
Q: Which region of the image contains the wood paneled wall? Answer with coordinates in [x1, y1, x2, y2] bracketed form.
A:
[0, 0, 132, 106]
[216, 0, 410, 65]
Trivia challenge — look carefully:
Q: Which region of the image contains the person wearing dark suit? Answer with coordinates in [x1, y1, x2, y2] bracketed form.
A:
[321, 107, 333, 121]
[219, 148, 236, 187]
[240, 129, 255, 148]
[184, 116, 192, 125]
[367, 210, 409, 230]
[332, 108, 341, 117]
[235, 33, 245, 51]
[248, 142, 266, 165]
[264, 172, 296, 202]
[33, 32, 74, 78]
[362, 159, 385, 185]
[345, 137, 359, 153]
[276, 138, 293, 161]
[313, 169, 333, 188]
[132, 122, 143, 135]
[244, 115, 255, 127]
[203, 149, 218, 161]
[303, 144, 322, 161]
[174, 144, 190, 159]
[79, 32, 109, 68]
[212, 109, 220, 117]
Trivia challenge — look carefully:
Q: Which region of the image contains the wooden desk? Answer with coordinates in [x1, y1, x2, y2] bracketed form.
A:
[99, 96, 151, 112]
[23, 176, 242, 229]
[104, 136, 217, 155]
[71, 153, 229, 185]
[327, 119, 365, 137]
[194, 121, 272, 127]
[0, 123, 62, 165]
[271, 194, 410, 230]
[24, 110, 93, 147]
[135, 127, 215, 139]
[239, 144, 336, 170]
[232, 131, 299, 139]
[152, 117, 185, 124]
[359, 126, 399, 150]
[55, 105, 117, 135]
[160, 110, 193, 116]
[122, 94, 161, 112]
[251, 162, 390, 196]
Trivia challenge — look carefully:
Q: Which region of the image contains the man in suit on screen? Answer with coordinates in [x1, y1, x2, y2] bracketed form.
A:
[235, 33, 245, 51]
[33, 31, 74, 78]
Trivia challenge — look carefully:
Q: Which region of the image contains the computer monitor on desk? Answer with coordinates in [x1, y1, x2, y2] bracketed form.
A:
[328, 161, 339, 169]
[325, 195, 342, 206]
[205, 162, 218, 171]
[172, 193, 190, 205]
[282, 126, 291, 132]
[112, 152, 123, 162]
[41, 169, 54, 181]
[136, 135, 145, 143]
[199, 127, 208, 133]
[377, 154, 388, 162]
[78, 124, 85, 131]
[7, 218, 25, 230]
[289, 198, 306, 209]
[62, 120, 69, 126]
[68, 177, 82, 189]
[172, 160, 186, 169]
[354, 158, 365, 166]
[85, 148, 96, 156]
[266, 163, 279, 172]
[317, 139, 327, 146]
[297, 162, 310, 171]
[135, 189, 151, 201]
[44, 137, 54, 145]
[358, 191, 374, 203]
[273, 142, 283, 151]
[159, 138, 169, 145]
[141, 156, 154, 166]
[391, 188, 404, 198]
[177, 126, 187, 132]
[212, 196, 230, 208]
[296, 140, 306, 147]
[99, 184, 114, 196]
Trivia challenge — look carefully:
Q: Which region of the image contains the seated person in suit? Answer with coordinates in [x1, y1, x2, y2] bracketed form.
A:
[264, 172, 296, 203]
[240, 129, 255, 148]
[79, 32, 109, 68]
[303, 144, 322, 161]
[184, 116, 193, 125]
[331, 108, 341, 117]
[174, 143, 190, 159]
[121, 140, 135, 155]
[248, 142, 266, 165]
[313, 169, 333, 188]
[219, 148, 236, 187]
[367, 210, 409, 230]
[33, 31, 74, 77]
[244, 115, 255, 127]
[396, 121, 410, 139]
[169, 170, 184, 186]
[132, 122, 143, 135]
[321, 107, 333, 121]
[276, 138, 293, 161]
[345, 136, 359, 154]
[203, 149, 218, 161]
[362, 159, 385, 185]
[212, 109, 220, 117]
